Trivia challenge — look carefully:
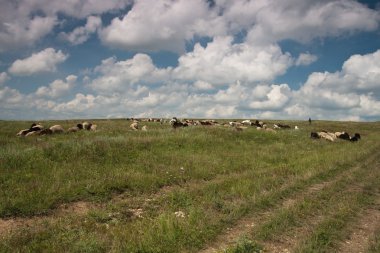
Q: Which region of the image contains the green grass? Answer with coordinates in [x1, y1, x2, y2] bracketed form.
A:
[0, 119, 379, 252]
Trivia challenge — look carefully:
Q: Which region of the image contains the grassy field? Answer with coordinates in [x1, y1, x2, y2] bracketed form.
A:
[0, 119, 379, 252]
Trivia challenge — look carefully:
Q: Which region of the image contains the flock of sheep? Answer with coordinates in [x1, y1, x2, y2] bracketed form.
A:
[168, 117, 296, 132]
[310, 131, 361, 142]
[16, 118, 361, 143]
[16, 122, 97, 137]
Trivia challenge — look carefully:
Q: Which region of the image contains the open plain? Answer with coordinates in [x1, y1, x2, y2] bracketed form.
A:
[0, 119, 379, 253]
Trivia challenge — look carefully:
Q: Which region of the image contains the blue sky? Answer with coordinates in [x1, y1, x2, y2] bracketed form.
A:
[1, 0, 380, 121]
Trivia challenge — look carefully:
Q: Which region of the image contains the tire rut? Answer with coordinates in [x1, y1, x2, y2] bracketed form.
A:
[198, 150, 379, 253]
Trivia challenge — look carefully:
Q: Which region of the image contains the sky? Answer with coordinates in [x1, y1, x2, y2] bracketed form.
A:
[1, 0, 380, 121]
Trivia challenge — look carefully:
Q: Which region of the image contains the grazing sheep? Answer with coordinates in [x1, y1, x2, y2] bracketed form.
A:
[142, 125, 147, 131]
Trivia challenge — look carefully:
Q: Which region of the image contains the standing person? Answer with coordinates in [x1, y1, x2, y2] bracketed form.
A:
[309, 118, 312, 124]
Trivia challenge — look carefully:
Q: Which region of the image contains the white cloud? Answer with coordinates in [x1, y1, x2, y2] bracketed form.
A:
[295, 53, 318, 66]
[100, 0, 224, 52]
[193, 80, 214, 91]
[98, 0, 380, 53]
[0, 86, 24, 107]
[60, 16, 102, 45]
[90, 54, 171, 93]
[238, 0, 380, 45]
[8, 48, 68, 76]
[249, 84, 292, 110]
[0, 15, 57, 52]
[28, 0, 131, 19]
[174, 36, 293, 84]
[342, 50, 380, 92]
[0, 0, 131, 51]
[0, 72, 9, 85]
[53, 93, 96, 113]
[290, 49, 380, 120]
[35, 75, 77, 98]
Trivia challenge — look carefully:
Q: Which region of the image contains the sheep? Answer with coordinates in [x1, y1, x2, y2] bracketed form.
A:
[229, 121, 242, 127]
[265, 128, 276, 133]
[16, 123, 44, 136]
[25, 130, 41, 137]
[318, 132, 337, 142]
[142, 125, 147, 131]
[30, 123, 44, 132]
[335, 132, 350, 140]
[130, 122, 139, 130]
[16, 129, 30, 136]
[311, 131, 337, 142]
[295, 126, 299, 130]
[350, 133, 361, 142]
[170, 117, 188, 128]
[49, 125, 64, 134]
[82, 122, 92, 130]
[68, 126, 80, 133]
[241, 120, 252, 126]
[274, 123, 291, 129]
[90, 124, 97, 131]
[310, 132, 320, 139]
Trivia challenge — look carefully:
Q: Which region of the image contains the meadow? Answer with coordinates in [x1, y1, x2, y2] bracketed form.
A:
[0, 119, 379, 253]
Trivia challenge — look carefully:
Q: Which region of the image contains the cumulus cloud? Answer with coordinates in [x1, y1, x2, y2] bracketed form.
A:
[100, 0, 224, 52]
[249, 84, 292, 110]
[35, 75, 77, 98]
[90, 54, 171, 93]
[0, 86, 24, 107]
[174, 36, 292, 84]
[0, 72, 9, 85]
[0, 0, 131, 51]
[300, 49, 380, 95]
[8, 48, 68, 76]
[60, 16, 102, 45]
[193, 80, 214, 91]
[239, 0, 380, 44]
[53, 93, 96, 113]
[295, 53, 318, 66]
[292, 49, 380, 119]
[99, 0, 379, 52]
[0, 15, 57, 52]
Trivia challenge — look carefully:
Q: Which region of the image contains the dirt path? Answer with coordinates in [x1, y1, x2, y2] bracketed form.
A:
[337, 192, 380, 252]
[0, 170, 256, 237]
[198, 170, 354, 253]
[198, 151, 379, 253]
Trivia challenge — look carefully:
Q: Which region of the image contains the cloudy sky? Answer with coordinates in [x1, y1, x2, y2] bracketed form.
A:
[1, 0, 380, 121]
